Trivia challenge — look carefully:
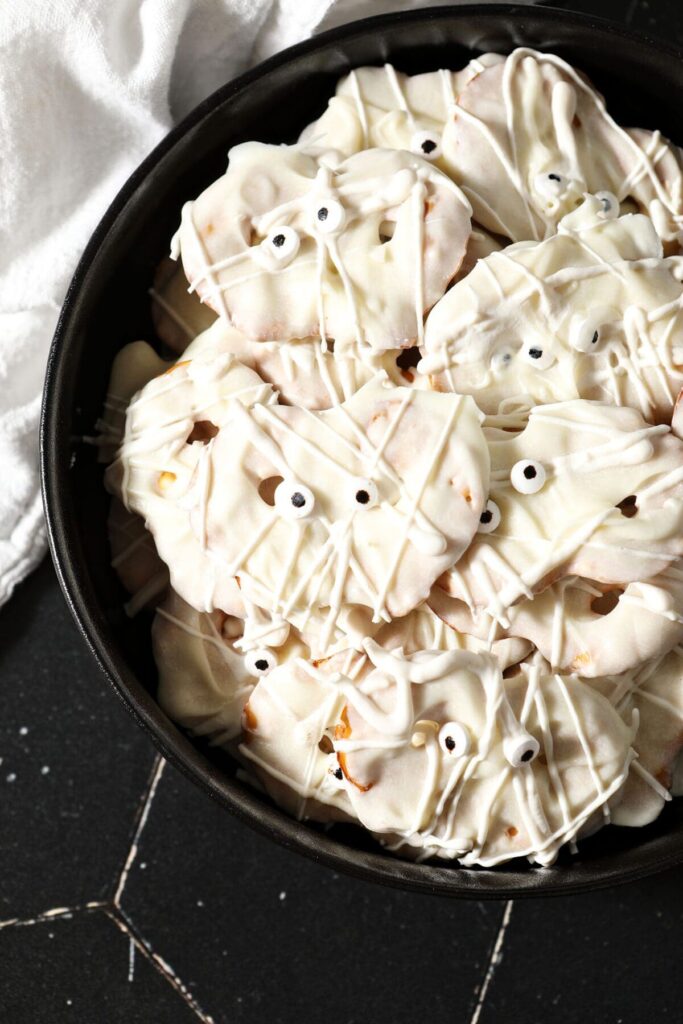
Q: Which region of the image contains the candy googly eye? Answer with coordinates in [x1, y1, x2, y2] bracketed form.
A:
[534, 171, 568, 198]
[510, 460, 546, 494]
[350, 479, 378, 509]
[569, 309, 615, 353]
[491, 347, 514, 373]
[313, 198, 346, 234]
[438, 721, 471, 757]
[328, 759, 346, 787]
[263, 226, 300, 265]
[410, 130, 442, 160]
[595, 190, 619, 219]
[478, 500, 501, 534]
[522, 344, 555, 369]
[274, 480, 315, 519]
[244, 648, 278, 677]
[504, 733, 540, 767]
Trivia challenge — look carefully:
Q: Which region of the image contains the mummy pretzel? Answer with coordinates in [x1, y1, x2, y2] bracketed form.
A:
[442, 47, 683, 245]
[422, 198, 683, 422]
[97, 49, 683, 869]
[174, 143, 472, 351]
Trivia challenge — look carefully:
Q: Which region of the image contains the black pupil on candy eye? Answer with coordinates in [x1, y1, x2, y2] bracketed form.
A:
[421, 139, 437, 154]
[591, 330, 599, 345]
[528, 347, 543, 360]
[523, 465, 537, 480]
[445, 736, 456, 751]
[480, 510, 493, 524]
[291, 492, 306, 508]
[255, 659, 268, 671]
[334, 768, 343, 780]
[317, 207, 328, 221]
[355, 489, 370, 505]
[272, 234, 285, 248]
[548, 173, 561, 182]
[521, 748, 534, 762]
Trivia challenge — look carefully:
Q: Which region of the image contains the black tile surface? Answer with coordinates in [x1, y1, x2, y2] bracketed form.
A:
[0, 559, 156, 922]
[0, 910, 199, 1023]
[119, 763, 502, 1024]
[4, 3, 683, 1021]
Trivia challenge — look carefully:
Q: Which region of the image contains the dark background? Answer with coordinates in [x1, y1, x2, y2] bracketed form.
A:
[3, 2, 683, 1021]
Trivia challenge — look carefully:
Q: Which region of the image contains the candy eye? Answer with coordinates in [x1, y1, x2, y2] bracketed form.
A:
[328, 759, 346, 787]
[478, 499, 501, 534]
[244, 648, 278, 677]
[510, 460, 546, 494]
[569, 312, 612, 354]
[274, 479, 315, 519]
[521, 344, 555, 369]
[313, 198, 346, 234]
[491, 347, 514, 373]
[411, 130, 442, 160]
[350, 478, 378, 509]
[534, 171, 568, 198]
[263, 226, 300, 264]
[438, 721, 471, 757]
[504, 733, 540, 767]
[595, 190, 619, 219]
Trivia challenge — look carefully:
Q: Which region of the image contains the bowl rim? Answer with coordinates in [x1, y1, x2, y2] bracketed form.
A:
[41, 2, 683, 898]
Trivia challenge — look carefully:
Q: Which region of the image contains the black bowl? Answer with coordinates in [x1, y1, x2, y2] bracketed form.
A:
[41, 4, 683, 898]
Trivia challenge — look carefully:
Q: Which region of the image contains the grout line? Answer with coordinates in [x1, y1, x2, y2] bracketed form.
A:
[467, 899, 514, 1024]
[113, 755, 166, 907]
[0, 900, 107, 931]
[108, 908, 216, 1023]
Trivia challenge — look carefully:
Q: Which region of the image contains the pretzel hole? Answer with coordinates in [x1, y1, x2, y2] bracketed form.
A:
[318, 735, 334, 754]
[617, 494, 638, 518]
[258, 475, 284, 506]
[186, 420, 219, 444]
[396, 346, 421, 381]
[590, 589, 623, 615]
[379, 221, 396, 244]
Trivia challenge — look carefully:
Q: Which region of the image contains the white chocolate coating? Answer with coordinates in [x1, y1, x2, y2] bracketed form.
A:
[331, 646, 633, 865]
[422, 199, 683, 423]
[442, 48, 683, 245]
[176, 143, 472, 351]
[199, 376, 489, 633]
[298, 58, 504, 166]
[443, 400, 683, 624]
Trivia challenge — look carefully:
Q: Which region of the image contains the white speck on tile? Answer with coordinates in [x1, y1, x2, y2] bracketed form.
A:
[66, 1000, 72, 1006]
[19, 727, 28, 736]
[140, 862, 147, 870]
[49, 933, 55, 939]
[197, 900, 204, 907]
[279, 891, 286, 902]
[41, 766, 50, 775]
[6, 773, 16, 783]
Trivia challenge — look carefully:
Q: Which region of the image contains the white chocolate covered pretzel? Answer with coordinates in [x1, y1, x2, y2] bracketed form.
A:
[175, 143, 471, 351]
[333, 645, 633, 866]
[298, 57, 503, 164]
[442, 47, 683, 244]
[443, 400, 683, 625]
[422, 199, 683, 423]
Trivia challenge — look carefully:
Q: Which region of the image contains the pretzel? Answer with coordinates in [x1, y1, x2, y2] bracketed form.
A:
[332, 645, 633, 865]
[442, 47, 683, 245]
[175, 143, 471, 351]
[152, 589, 305, 746]
[195, 376, 489, 639]
[298, 57, 503, 163]
[105, 351, 274, 615]
[442, 400, 683, 627]
[421, 198, 683, 424]
[150, 256, 217, 354]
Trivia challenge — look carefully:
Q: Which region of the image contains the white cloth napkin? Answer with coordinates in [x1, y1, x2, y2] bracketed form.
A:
[0, 0, 533, 608]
